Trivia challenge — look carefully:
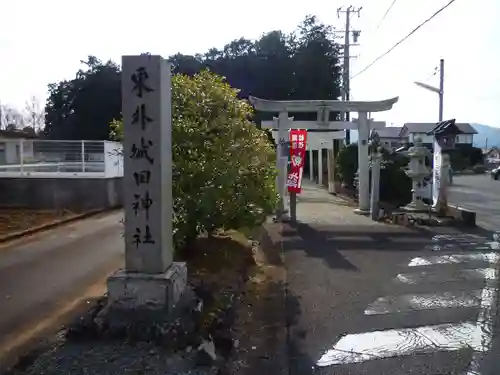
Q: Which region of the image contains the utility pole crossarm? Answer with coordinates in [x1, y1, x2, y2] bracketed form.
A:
[414, 81, 440, 94]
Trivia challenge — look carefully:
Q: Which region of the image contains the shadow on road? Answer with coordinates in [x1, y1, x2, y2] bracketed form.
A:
[281, 222, 438, 270]
[287, 291, 319, 375]
[280, 221, 442, 374]
[284, 222, 359, 271]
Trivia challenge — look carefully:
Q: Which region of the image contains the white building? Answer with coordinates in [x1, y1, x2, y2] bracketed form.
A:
[376, 126, 403, 150]
[400, 122, 477, 146]
[0, 130, 36, 164]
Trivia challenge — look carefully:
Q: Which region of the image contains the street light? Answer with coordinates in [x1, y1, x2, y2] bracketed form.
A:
[414, 59, 444, 122]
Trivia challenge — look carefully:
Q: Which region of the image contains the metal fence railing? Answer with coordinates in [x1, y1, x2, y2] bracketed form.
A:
[0, 139, 123, 178]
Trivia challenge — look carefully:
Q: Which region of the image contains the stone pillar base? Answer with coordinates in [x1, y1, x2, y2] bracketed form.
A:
[106, 262, 187, 312]
[276, 213, 292, 223]
[402, 202, 429, 213]
[328, 182, 336, 194]
[353, 208, 370, 216]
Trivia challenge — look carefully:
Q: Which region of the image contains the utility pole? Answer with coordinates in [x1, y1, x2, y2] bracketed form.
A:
[438, 58, 444, 122]
[337, 6, 362, 144]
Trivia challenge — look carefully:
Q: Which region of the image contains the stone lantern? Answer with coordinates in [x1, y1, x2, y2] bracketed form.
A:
[369, 130, 383, 220]
[404, 137, 432, 211]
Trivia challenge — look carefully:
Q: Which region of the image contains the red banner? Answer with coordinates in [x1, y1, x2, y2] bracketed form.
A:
[286, 129, 307, 193]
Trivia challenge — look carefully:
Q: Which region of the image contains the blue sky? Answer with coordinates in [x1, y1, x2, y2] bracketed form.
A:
[0, 0, 498, 127]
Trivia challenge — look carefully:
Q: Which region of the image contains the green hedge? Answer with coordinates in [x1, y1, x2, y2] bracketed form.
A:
[336, 143, 412, 207]
[111, 71, 278, 249]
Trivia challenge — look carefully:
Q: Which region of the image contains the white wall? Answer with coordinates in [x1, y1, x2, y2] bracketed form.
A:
[408, 133, 434, 144]
[270, 130, 344, 150]
[409, 133, 474, 144]
[5, 142, 18, 163]
[380, 137, 401, 150]
[456, 134, 473, 144]
[104, 141, 124, 178]
[0, 139, 35, 164]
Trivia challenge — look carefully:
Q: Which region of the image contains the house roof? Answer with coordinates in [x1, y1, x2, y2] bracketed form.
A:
[0, 129, 39, 139]
[403, 122, 477, 134]
[374, 126, 403, 138]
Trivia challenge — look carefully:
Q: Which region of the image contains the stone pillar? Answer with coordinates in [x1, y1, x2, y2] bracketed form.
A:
[276, 113, 291, 219]
[309, 149, 314, 181]
[106, 55, 186, 311]
[327, 139, 340, 194]
[318, 148, 323, 186]
[356, 112, 370, 214]
[280, 156, 290, 214]
[290, 192, 297, 222]
[370, 150, 382, 221]
[327, 148, 335, 193]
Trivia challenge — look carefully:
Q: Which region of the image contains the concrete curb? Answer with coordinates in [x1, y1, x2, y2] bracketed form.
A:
[446, 204, 477, 227]
[0, 208, 121, 244]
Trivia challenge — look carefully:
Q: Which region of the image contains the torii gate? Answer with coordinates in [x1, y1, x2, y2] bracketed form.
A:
[249, 96, 399, 216]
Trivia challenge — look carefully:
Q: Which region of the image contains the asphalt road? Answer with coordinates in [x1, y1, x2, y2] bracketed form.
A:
[449, 174, 500, 231]
[0, 211, 124, 370]
[284, 182, 500, 375]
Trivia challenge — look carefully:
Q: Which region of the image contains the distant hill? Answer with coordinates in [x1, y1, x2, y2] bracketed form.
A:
[471, 123, 500, 148]
[348, 124, 500, 149]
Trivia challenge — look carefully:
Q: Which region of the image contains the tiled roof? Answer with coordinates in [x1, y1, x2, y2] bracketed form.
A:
[405, 122, 477, 134]
[374, 126, 402, 138]
[404, 122, 477, 134]
[0, 129, 39, 139]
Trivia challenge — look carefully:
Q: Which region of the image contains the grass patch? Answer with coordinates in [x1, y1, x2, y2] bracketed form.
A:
[0, 209, 75, 237]
[175, 230, 259, 338]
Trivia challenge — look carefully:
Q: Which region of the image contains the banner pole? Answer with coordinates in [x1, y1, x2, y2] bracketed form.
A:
[286, 128, 307, 223]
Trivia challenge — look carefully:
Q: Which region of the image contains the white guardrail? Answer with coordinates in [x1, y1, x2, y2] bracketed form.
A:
[0, 140, 123, 178]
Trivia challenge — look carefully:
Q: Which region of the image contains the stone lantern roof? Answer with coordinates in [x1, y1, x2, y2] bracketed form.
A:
[426, 119, 464, 136]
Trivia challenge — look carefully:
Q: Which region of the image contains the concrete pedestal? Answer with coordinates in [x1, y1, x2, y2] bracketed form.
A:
[107, 262, 187, 311]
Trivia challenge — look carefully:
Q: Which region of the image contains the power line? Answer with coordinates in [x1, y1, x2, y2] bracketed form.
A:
[423, 65, 439, 82]
[351, 0, 457, 79]
[374, 0, 398, 33]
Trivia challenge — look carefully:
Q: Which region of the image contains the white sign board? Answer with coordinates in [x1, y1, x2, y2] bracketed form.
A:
[432, 138, 442, 206]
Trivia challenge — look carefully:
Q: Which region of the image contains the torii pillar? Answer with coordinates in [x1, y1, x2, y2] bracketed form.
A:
[249, 96, 399, 216]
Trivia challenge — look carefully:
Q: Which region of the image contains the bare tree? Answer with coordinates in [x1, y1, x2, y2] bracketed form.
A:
[0, 97, 45, 133]
[0, 103, 25, 129]
[24, 96, 45, 133]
